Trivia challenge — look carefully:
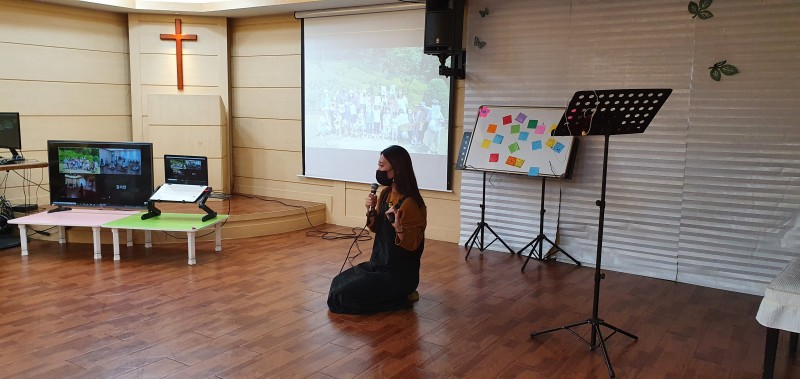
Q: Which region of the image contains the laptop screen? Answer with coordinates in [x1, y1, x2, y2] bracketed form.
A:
[164, 155, 208, 186]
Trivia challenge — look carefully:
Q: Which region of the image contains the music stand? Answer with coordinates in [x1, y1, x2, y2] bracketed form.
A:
[464, 171, 515, 258]
[518, 176, 581, 272]
[530, 88, 672, 378]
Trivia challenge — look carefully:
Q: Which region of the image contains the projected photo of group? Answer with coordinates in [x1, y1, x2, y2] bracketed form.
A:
[305, 79, 448, 155]
[302, 9, 452, 190]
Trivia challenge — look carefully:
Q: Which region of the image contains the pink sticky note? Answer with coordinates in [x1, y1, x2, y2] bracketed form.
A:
[535, 124, 546, 134]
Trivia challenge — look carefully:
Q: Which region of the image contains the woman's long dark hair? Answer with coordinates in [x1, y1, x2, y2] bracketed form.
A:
[382, 145, 426, 209]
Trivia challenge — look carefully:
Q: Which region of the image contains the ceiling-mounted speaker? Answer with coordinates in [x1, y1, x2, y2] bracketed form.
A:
[424, 9, 454, 55]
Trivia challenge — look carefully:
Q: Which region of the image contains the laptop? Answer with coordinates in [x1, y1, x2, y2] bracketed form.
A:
[149, 155, 210, 202]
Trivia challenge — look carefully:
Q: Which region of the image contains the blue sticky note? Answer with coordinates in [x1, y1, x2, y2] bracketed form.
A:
[532, 140, 542, 150]
[528, 167, 540, 176]
[518, 132, 529, 141]
[493, 134, 504, 144]
[553, 142, 565, 153]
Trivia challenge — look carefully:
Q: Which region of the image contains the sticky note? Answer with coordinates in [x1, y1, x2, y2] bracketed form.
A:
[514, 158, 525, 168]
[527, 119, 538, 129]
[518, 132, 529, 141]
[493, 135, 504, 144]
[510, 124, 520, 134]
[528, 167, 540, 176]
[508, 142, 520, 153]
[487, 124, 497, 133]
[505, 156, 517, 166]
[553, 141, 565, 153]
[515, 113, 527, 123]
[481, 139, 491, 149]
[489, 153, 499, 162]
[532, 140, 542, 150]
[545, 137, 557, 148]
[502, 115, 512, 125]
[550, 123, 558, 133]
[535, 124, 546, 134]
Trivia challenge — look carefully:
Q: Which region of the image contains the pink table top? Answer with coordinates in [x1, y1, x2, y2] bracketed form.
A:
[8, 209, 140, 227]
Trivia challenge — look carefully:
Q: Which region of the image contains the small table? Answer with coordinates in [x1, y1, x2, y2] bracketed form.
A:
[103, 212, 228, 265]
[7, 209, 138, 259]
[756, 257, 800, 379]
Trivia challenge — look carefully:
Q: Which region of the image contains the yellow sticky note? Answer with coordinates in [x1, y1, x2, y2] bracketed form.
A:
[514, 158, 525, 168]
[545, 137, 557, 148]
[481, 139, 491, 149]
[550, 123, 558, 132]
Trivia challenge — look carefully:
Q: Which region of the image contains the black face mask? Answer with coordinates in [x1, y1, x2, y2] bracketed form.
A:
[375, 169, 393, 186]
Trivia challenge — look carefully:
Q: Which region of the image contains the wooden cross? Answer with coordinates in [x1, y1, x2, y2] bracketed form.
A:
[160, 19, 197, 90]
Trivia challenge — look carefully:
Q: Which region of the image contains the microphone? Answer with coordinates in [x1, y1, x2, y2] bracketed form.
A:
[367, 183, 379, 216]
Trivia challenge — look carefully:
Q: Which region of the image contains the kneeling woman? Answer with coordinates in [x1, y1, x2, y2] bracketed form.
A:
[327, 145, 427, 314]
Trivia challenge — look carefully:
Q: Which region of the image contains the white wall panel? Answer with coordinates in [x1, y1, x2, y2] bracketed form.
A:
[463, 0, 800, 294]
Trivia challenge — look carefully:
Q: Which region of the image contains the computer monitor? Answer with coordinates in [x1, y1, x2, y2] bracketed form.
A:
[47, 140, 154, 210]
[0, 112, 22, 159]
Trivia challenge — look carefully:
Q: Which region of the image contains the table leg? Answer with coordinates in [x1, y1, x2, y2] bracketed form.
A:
[17, 224, 28, 256]
[187, 231, 196, 265]
[92, 226, 102, 260]
[145, 230, 152, 248]
[763, 327, 778, 379]
[215, 222, 222, 252]
[126, 229, 133, 247]
[791, 332, 798, 354]
[111, 228, 121, 261]
[58, 226, 66, 244]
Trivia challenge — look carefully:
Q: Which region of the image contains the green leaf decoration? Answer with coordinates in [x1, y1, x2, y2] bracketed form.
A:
[708, 60, 738, 81]
[689, 0, 714, 19]
[698, 10, 713, 19]
[719, 64, 739, 76]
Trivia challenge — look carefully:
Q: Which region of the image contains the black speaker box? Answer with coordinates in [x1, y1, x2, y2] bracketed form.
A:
[424, 10, 454, 55]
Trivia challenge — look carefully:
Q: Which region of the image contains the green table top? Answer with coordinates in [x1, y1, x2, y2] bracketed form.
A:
[103, 212, 228, 232]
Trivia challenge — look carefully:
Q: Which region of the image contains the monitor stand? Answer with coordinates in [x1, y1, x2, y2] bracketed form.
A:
[47, 206, 72, 213]
[8, 148, 23, 161]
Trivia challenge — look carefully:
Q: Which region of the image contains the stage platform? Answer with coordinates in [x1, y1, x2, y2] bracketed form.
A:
[5, 195, 326, 246]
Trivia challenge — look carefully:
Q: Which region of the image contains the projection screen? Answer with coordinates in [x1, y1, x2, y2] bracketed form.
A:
[301, 7, 451, 191]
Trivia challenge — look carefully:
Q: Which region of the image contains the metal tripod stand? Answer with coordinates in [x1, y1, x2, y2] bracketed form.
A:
[464, 171, 514, 258]
[518, 176, 581, 272]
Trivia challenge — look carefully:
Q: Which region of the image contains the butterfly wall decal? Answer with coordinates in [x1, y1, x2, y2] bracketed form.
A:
[474, 36, 487, 49]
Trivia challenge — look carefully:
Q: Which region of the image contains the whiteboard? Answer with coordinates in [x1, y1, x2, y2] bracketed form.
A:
[461, 106, 577, 178]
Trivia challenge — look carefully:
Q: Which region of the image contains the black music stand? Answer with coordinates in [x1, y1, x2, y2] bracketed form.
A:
[530, 88, 672, 378]
[518, 176, 581, 272]
[464, 171, 515, 258]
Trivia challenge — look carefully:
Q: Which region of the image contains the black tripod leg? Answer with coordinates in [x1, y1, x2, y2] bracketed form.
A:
[516, 238, 536, 256]
[542, 235, 581, 266]
[464, 222, 482, 258]
[484, 223, 514, 254]
[594, 324, 616, 378]
[520, 236, 543, 272]
[530, 319, 590, 337]
[598, 320, 639, 341]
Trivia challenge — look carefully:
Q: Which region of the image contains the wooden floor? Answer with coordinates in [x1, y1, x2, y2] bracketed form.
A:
[0, 224, 797, 378]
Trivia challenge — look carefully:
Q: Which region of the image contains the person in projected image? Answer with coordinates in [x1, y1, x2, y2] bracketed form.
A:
[327, 145, 427, 315]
